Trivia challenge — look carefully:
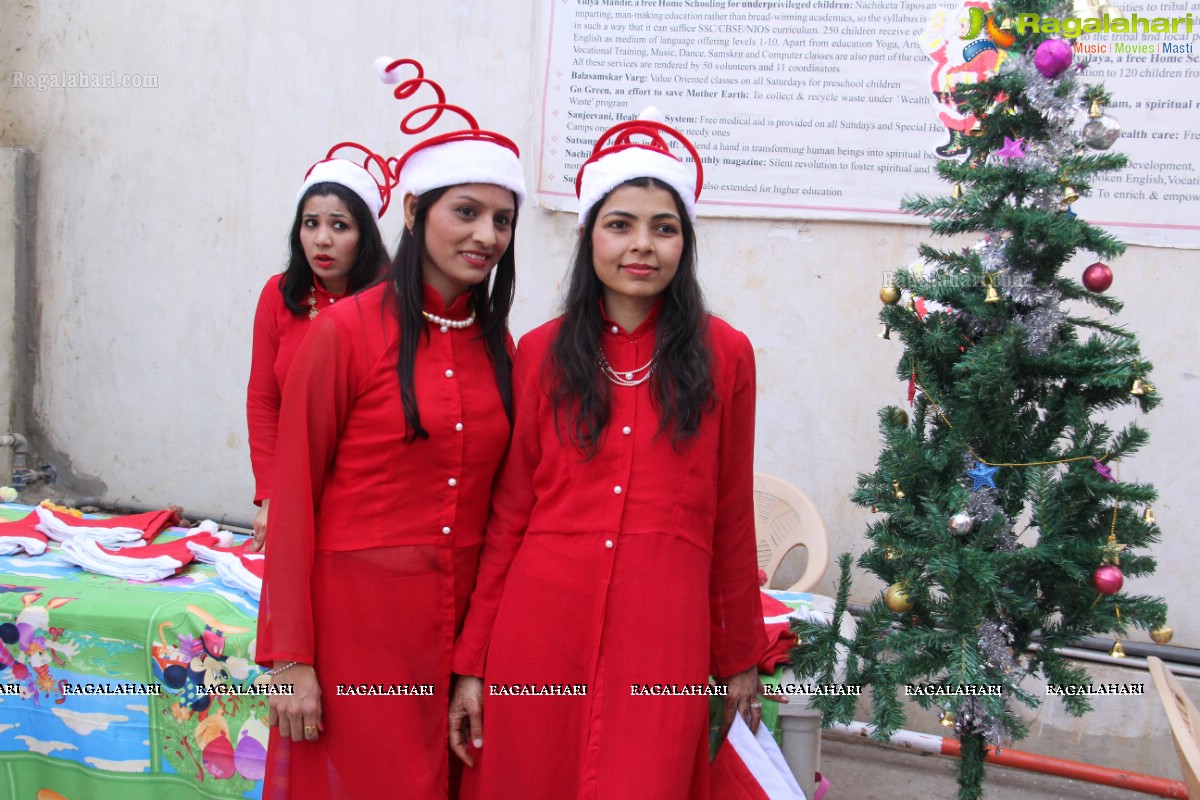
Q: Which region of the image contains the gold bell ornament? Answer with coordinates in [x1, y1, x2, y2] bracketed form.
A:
[1108, 640, 1126, 658]
[1130, 378, 1147, 396]
[1142, 507, 1156, 525]
[1150, 625, 1174, 645]
[893, 480, 906, 499]
[939, 707, 956, 727]
[1061, 185, 1081, 207]
[984, 274, 1001, 303]
[878, 324, 891, 340]
[951, 183, 964, 200]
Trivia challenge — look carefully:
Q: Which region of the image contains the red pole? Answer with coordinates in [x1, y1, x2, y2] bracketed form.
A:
[829, 722, 1188, 798]
[940, 735, 1187, 798]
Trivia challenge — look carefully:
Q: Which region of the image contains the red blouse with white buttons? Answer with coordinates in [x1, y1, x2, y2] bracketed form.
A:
[454, 302, 766, 800]
[256, 280, 511, 799]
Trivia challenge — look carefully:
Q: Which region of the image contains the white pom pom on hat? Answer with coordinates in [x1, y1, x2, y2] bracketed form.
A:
[376, 56, 527, 206]
[575, 107, 704, 226]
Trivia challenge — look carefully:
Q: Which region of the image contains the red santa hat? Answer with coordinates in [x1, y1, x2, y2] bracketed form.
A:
[575, 107, 703, 225]
[375, 56, 526, 206]
[296, 141, 395, 220]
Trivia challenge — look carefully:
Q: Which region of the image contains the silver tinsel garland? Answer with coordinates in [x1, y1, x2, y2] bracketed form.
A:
[1017, 305, 1068, 356]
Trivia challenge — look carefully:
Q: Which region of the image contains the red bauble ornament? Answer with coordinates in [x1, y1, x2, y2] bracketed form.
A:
[1092, 564, 1124, 595]
[1082, 262, 1113, 292]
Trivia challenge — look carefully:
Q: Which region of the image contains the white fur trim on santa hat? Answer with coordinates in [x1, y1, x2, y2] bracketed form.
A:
[296, 159, 384, 220]
[398, 139, 527, 207]
[576, 146, 696, 226]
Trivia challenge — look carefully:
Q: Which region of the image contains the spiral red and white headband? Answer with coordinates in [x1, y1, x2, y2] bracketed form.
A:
[296, 142, 396, 220]
[375, 57, 526, 206]
[575, 108, 703, 225]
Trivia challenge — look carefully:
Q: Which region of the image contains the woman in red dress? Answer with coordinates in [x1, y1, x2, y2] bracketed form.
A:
[450, 113, 768, 799]
[255, 60, 527, 799]
[246, 152, 390, 549]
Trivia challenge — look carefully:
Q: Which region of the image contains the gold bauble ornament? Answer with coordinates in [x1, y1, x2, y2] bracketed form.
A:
[880, 286, 902, 305]
[885, 582, 913, 612]
[1150, 626, 1174, 645]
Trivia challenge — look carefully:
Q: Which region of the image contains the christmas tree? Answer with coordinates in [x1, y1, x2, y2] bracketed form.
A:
[789, 3, 1169, 798]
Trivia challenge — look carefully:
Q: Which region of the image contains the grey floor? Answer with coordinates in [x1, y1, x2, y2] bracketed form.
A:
[818, 735, 1149, 800]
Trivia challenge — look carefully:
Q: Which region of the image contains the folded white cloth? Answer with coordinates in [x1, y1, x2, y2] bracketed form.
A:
[59, 533, 215, 582]
[36, 506, 146, 547]
[186, 534, 263, 601]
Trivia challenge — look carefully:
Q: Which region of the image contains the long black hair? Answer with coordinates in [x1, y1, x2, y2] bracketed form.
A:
[549, 177, 712, 457]
[279, 182, 387, 315]
[389, 186, 517, 440]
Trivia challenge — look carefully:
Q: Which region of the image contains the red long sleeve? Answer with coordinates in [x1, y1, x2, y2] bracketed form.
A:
[452, 333, 544, 677]
[707, 332, 767, 678]
[246, 276, 287, 505]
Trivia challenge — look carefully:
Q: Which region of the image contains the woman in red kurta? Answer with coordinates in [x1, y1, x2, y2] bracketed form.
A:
[246, 155, 389, 547]
[256, 65, 528, 799]
[450, 116, 768, 799]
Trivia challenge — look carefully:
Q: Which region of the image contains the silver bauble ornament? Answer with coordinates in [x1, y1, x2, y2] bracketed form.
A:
[1082, 114, 1121, 149]
[949, 512, 974, 535]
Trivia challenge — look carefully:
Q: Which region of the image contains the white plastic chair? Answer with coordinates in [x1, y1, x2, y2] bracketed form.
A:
[1147, 656, 1200, 798]
[753, 473, 829, 593]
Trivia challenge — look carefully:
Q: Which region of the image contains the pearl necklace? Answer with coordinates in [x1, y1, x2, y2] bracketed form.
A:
[422, 309, 477, 333]
[598, 349, 656, 387]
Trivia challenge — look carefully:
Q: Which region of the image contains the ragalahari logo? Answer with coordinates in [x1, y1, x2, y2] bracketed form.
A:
[961, 6, 1017, 54]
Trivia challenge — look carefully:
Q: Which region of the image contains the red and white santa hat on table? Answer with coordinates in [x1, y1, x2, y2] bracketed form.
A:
[575, 107, 704, 225]
[374, 56, 526, 206]
[295, 141, 397, 220]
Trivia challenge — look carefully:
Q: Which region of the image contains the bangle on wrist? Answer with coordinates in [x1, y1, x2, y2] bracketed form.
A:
[267, 661, 299, 677]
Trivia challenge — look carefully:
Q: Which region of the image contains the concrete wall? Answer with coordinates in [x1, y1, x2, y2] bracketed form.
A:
[2, 0, 1198, 769]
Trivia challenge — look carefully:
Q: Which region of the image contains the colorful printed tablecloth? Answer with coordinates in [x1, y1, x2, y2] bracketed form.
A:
[0, 504, 266, 800]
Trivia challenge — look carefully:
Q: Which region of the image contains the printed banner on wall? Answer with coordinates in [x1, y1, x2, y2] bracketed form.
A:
[536, 0, 1200, 247]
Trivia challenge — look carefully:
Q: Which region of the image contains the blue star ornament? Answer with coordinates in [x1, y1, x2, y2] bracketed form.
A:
[967, 462, 999, 491]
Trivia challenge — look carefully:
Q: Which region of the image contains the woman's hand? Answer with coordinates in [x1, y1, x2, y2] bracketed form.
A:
[268, 662, 322, 742]
[449, 674, 484, 767]
[251, 500, 269, 552]
[717, 664, 785, 736]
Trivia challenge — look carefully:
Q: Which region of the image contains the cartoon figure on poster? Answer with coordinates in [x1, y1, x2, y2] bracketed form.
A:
[152, 604, 268, 785]
[0, 593, 79, 704]
[920, 1, 1014, 157]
